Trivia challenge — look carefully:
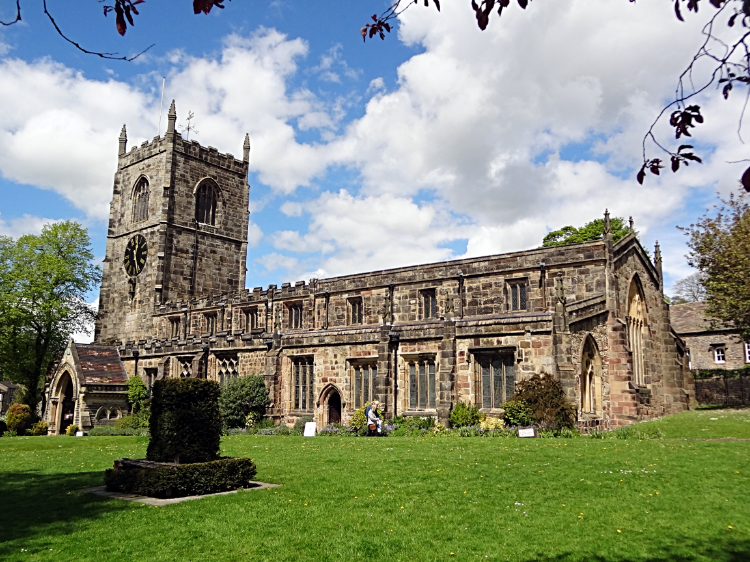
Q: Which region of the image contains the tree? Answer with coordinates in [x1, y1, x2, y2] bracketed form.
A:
[681, 192, 750, 340]
[542, 217, 631, 248]
[218, 375, 269, 429]
[127, 375, 149, 414]
[0, 221, 101, 410]
[671, 272, 708, 304]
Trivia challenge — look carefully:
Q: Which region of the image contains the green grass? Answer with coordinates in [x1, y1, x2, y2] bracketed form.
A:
[1, 410, 749, 562]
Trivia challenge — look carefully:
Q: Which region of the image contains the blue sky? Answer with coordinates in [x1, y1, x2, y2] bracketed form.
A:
[1, 0, 747, 341]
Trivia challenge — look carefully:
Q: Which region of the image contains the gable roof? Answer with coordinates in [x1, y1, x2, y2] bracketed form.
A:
[73, 343, 128, 384]
[670, 302, 734, 335]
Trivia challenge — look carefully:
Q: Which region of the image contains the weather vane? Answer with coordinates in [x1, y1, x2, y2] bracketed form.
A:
[179, 111, 199, 140]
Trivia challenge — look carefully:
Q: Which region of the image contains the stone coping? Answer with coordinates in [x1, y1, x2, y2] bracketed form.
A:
[81, 481, 281, 506]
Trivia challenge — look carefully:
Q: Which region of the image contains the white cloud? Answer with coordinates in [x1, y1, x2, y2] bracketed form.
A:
[280, 201, 303, 216]
[256, 252, 299, 273]
[247, 221, 263, 247]
[367, 77, 385, 93]
[0, 213, 59, 238]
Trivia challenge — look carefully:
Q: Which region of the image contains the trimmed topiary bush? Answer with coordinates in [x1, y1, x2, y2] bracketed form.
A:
[104, 457, 257, 498]
[65, 424, 79, 436]
[147, 378, 223, 464]
[29, 421, 48, 436]
[219, 375, 269, 429]
[512, 374, 576, 429]
[449, 402, 483, 428]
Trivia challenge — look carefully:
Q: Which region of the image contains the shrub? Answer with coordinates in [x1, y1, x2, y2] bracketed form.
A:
[503, 400, 534, 426]
[147, 378, 223, 464]
[3, 430, 17, 437]
[457, 425, 482, 437]
[349, 407, 368, 432]
[6, 403, 31, 434]
[104, 457, 257, 498]
[115, 410, 150, 430]
[449, 402, 483, 428]
[65, 424, 79, 436]
[512, 374, 576, 429]
[89, 426, 149, 437]
[29, 421, 48, 436]
[254, 417, 275, 430]
[127, 375, 149, 414]
[480, 416, 505, 431]
[293, 415, 314, 434]
[219, 375, 269, 429]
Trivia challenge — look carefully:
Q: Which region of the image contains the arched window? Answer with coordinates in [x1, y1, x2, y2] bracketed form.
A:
[133, 178, 150, 222]
[627, 277, 647, 387]
[581, 335, 602, 416]
[195, 182, 217, 225]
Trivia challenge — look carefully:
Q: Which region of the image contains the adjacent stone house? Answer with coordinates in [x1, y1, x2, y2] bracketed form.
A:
[44, 104, 696, 431]
[0, 381, 20, 415]
[671, 302, 750, 404]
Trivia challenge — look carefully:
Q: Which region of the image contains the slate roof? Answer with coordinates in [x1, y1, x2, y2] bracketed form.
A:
[670, 302, 732, 335]
[75, 344, 128, 384]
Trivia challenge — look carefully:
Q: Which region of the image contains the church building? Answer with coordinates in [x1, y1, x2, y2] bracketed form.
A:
[43, 102, 695, 434]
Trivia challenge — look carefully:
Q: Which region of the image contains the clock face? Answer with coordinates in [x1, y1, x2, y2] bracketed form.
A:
[123, 234, 148, 277]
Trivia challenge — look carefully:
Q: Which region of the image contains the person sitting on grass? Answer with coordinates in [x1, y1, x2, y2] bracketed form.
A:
[367, 400, 382, 435]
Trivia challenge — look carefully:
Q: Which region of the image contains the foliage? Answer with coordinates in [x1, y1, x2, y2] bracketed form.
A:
[127, 376, 149, 414]
[479, 416, 505, 431]
[292, 416, 314, 435]
[589, 425, 664, 440]
[29, 421, 48, 436]
[0, 221, 100, 410]
[250, 417, 275, 430]
[147, 378, 223, 464]
[512, 374, 577, 429]
[502, 400, 534, 427]
[349, 406, 368, 432]
[65, 424, 79, 436]
[671, 272, 708, 304]
[5, 403, 31, 433]
[681, 193, 750, 341]
[449, 402, 483, 428]
[542, 217, 630, 248]
[104, 457, 257, 498]
[3, 429, 17, 437]
[219, 375, 269, 429]
[115, 411, 150, 430]
[89, 426, 149, 436]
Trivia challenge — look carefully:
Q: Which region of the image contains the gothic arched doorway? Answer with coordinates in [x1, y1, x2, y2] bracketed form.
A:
[328, 390, 341, 425]
[58, 374, 75, 435]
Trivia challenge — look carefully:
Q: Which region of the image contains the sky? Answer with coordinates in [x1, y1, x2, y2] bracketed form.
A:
[0, 0, 747, 342]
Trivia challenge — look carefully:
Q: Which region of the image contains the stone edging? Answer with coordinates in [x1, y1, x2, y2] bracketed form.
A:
[80, 481, 281, 506]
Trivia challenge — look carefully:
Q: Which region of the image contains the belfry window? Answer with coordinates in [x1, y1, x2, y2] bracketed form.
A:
[408, 357, 436, 410]
[244, 307, 259, 331]
[195, 182, 217, 225]
[133, 178, 149, 223]
[292, 357, 314, 411]
[205, 313, 217, 336]
[475, 353, 515, 409]
[353, 363, 377, 408]
[169, 317, 181, 339]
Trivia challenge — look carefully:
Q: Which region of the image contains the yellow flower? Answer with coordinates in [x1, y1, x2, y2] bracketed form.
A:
[450, 553, 454, 556]
[401, 506, 404, 509]
[728, 526, 733, 530]
[617, 530, 622, 533]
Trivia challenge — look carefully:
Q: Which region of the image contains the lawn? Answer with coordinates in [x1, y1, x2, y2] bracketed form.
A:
[1, 410, 749, 562]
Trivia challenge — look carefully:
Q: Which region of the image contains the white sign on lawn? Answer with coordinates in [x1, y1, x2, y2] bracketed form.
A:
[303, 422, 317, 437]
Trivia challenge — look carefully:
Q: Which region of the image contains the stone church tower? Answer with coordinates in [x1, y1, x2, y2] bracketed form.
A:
[94, 101, 250, 345]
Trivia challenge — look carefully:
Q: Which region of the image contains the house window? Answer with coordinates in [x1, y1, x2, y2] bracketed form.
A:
[218, 356, 239, 386]
[745, 342, 750, 363]
[195, 182, 217, 225]
[421, 289, 437, 319]
[288, 303, 303, 329]
[407, 357, 436, 410]
[349, 297, 363, 325]
[353, 363, 377, 408]
[509, 282, 527, 311]
[169, 317, 181, 339]
[133, 178, 149, 222]
[714, 347, 726, 364]
[292, 357, 314, 411]
[205, 314, 217, 336]
[476, 354, 515, 409]
[244, 307, 259, 331]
